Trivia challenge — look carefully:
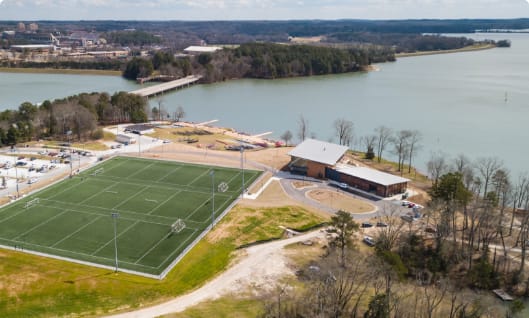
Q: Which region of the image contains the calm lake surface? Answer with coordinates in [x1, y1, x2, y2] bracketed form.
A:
[1, 33, 528, 176]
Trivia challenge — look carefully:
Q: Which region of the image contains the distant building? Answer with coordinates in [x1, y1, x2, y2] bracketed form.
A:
[124, 124, 155, 135]
[69, 31, 101, 47]
[183, 46, 222, 54]
[17, 22, 26, 32]
[288, 139, 409, 197]
[28, 23, 39, 32]
[116, 134, 136, 145]
[10, 44, 55, 53]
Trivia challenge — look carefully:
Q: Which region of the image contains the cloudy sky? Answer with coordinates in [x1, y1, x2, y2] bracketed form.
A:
[0, 0, 528, 20]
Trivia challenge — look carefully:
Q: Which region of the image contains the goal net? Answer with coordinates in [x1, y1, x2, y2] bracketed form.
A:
[25, 198, 39, 208]
[170, 219, 186, 234]
[91, 168, 104, 176]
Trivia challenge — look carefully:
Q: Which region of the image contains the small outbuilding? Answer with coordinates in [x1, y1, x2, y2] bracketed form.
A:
[115, 134, 136, 145]
[124, 124, 154, 135]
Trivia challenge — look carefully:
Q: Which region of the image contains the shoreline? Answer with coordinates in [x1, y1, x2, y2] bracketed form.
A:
[0, 67, 122, 76]
[395, 43, 496, 58]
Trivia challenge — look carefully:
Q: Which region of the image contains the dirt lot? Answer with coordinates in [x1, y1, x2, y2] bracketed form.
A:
[306, 189, 376, 213]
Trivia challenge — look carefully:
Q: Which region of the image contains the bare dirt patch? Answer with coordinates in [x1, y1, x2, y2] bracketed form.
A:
[307, 189, 375, 213]
[292, 180, 316, 190]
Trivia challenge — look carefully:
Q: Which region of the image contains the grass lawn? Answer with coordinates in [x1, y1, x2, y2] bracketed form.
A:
[162, 297, 263, 318]
[0, 204, 325, 317]
[0, 156, 261, 276]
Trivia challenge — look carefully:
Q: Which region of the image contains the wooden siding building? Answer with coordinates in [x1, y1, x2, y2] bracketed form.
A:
[288, 139, 409, 198]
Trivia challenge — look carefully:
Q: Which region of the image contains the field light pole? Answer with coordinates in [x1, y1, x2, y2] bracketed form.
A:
[111, 212, 120, 272]
[240, 147, 245, 198]
[210, 170, 215, 229]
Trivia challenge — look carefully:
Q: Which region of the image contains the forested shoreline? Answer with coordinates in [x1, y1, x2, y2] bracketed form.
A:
[123, 42, 395, 82]
[0, 92, 148, 145]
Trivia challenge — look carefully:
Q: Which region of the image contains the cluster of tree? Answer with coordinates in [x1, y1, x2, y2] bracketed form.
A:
[325, 33, 479, 53]
[0, 59, 124, 71]
[122, 43, 395, 82]
[0, 92, 148, 145]
[122, 51, 193, 80]
[102, 30, 162, 46]
[260, 209, 524, 318]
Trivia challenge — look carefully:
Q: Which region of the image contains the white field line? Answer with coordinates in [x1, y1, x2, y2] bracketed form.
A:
[155, 229, 197, 269]
[111, 186, 150, 210]
[51, 216, 102, 248]
[187, 168, 213, 187]
[146, 190, 182, 215]
[13, 210, 68, 241]
[91, 221, 139, 256]
[125, 163, 155, 179]
[156, 165, 183, 182]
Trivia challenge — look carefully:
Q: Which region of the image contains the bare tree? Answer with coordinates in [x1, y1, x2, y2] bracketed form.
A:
[280, 130, 293, 146]
[333, 118, 354, 146]
[174, 105, 185, 122]
[393, 130, 412, 173]
[297, 114, 308, 142]
[407, 130, 422, 173]
[375, 125, 392, 163]
[510, 174, 529, 236]
[475, 157, 504, 201]
[427, 151, 449, 185]
[361, 134, 377, 159]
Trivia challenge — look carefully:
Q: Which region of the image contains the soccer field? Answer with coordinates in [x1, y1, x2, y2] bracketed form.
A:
[0, 156, 261, 277]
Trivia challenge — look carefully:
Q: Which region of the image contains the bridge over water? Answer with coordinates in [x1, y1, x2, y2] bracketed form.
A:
[130, 75, 202, 98]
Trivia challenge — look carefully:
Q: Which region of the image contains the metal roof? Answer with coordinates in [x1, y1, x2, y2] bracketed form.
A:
[183, 46, 222, 53]
[288, 139, 348, 166]
[336, 164, 410, 186]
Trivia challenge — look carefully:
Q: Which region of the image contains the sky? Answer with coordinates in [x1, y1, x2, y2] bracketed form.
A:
[0, 0, 528, 20]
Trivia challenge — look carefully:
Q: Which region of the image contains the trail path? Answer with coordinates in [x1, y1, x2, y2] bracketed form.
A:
[106, 230, 324, 318]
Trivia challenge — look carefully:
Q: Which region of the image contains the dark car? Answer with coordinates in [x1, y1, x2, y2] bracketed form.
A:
[376, 222, 388, 227]
[361, 222, 373, 228]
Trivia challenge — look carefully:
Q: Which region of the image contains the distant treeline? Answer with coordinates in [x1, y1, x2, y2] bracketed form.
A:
[123, 43, 395, 82]
[0, 92, 148, 145]
[102, 30, 162, 46]
[325, 33, 479, 53]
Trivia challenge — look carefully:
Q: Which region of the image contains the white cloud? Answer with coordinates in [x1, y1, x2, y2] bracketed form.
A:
[0, 0, 528, 20]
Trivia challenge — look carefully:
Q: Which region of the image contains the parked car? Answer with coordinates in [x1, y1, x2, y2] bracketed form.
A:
[401, 215, 414, 223]
[425, 225, 437, 233]
[401, 200, 410, 206]
[361, 222, 373, 228]
[363, 236, 376, 246]
[338, 182, 348, 189]
[376, 222, 388, 227]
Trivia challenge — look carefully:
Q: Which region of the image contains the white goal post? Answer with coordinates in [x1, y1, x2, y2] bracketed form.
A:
[170, 219, 186, 234]
[91, 168, 104, 176]
[25, 198, 40, 208]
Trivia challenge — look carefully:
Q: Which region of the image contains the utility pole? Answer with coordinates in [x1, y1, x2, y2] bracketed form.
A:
[240, 146, 245, 198]
[210, 170, 215, 229]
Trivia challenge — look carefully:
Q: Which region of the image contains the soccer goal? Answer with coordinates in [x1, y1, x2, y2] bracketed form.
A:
[25, 198, 39, 208]
[170, 219, 186, 234]
[91, 168, 104, 176]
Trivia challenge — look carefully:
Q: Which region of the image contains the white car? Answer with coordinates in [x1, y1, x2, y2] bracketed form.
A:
[28, 177, 38, 184]
[363, 236, 375, 246]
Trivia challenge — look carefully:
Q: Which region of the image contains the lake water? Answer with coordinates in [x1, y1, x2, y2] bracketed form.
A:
[1, 33, 528, 176]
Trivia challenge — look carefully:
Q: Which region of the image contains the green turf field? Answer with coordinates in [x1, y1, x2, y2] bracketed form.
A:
[0, 156, 261, 277]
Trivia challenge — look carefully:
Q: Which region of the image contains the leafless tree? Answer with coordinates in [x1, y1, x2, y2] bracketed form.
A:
[297, 114, 308, 142]
[174, 105, 185, 122]
[280, 130, 293, 146]
[510, 174, 529, 236]
[475, 157, 504, 201]
[427, 151, 449, 185]
[375, 125, 392, 163]
[333, 118, 354, 146]
[361, 134, 377, 158]
[393, 130, 412, 173]
[407, 130, 422, 173]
